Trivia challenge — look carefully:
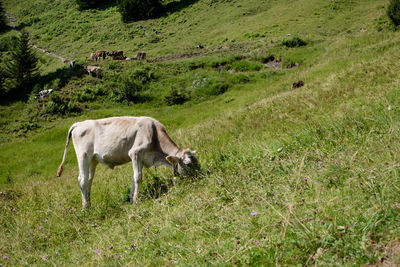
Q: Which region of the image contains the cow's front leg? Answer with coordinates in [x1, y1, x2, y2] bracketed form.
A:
[129, 150, 143, 204]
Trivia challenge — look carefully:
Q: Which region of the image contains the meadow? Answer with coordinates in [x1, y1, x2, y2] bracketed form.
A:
[1, 0, 400, 265]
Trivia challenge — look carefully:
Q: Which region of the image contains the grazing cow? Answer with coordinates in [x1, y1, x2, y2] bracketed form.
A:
[35, 89, 53, 100]
[292, 80, 304, 89]
[90, 51, 107, 61]
[108, 50, 125, 60]
[69, 60, 75, 68]
[56, 116, 199, 208]
[135, 51, 146, 60]
[85, 65, 102, 77]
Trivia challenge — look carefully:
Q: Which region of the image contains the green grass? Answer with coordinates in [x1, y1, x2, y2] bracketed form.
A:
[1, 0, 400, 265]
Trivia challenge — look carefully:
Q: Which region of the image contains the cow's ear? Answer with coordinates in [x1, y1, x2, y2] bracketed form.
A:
[166, 155, 179, 164]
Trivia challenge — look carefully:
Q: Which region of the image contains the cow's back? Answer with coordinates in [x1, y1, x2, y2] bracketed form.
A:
[73, 117, 162, 168]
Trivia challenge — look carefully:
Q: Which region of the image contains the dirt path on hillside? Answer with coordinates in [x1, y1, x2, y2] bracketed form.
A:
[148, 45, 230, 63]
[5, 12, 71, 64]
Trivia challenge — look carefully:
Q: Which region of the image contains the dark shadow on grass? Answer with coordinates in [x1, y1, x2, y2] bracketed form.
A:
[0, 64, 87, 105]
[78, 0, 118, 11]
[160, 0, 201, 16]
[36, 64, 87, 90]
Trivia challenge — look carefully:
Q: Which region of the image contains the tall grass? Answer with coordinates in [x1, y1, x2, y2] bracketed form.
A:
[1, 0, 400, 265]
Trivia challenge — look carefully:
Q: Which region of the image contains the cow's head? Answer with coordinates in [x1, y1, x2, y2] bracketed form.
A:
[166, 149, 200, 176]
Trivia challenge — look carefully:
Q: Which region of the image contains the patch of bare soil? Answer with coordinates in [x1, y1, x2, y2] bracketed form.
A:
[147, 45, 230, 63]
[366, 240, 400, 267]
[264, 60, 282, 69]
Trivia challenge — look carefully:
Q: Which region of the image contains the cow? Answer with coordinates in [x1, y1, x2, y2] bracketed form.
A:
[85, 65, 102, 77]
[56, 116, 200, 208]
[108, 50, 125, 60]
[135, 51, 146, 60]
[35, 89, 53, 100]
[90, 51, 107, 61]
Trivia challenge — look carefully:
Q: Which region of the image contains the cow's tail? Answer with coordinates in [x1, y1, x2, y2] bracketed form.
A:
[57, 124, 77, 177]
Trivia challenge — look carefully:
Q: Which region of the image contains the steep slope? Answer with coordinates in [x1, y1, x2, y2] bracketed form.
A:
[1, 0, 400, 265]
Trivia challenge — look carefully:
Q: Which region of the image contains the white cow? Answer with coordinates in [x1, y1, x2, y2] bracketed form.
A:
[56, 116, 199, 208]
[85, 65, 102, 77]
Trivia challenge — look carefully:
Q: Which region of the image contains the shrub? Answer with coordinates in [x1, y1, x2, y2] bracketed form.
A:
[230, 74, 250, 84]
[388, 0, 400, 26]
[44, 94, 81, 115]
[282, 37, 307, 48]
[118, 0, 162, 23]
[231, 60, 263, 72]
[164, 89, 189, 105]
[76, 86, 103, 102]
[112, 68, 154, 102]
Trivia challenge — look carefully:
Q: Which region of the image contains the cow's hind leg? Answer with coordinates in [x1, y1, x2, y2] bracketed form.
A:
[77, 153, 95, 208]
[129, 149, 144, 204]
[86, 159, 98, 207]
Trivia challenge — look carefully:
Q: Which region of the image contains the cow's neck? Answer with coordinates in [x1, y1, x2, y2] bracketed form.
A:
[158, 130, 181, 157]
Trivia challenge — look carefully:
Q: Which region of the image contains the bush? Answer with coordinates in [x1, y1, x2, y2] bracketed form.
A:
[230, 74, 250, 84]
[282, 37, 307, 48]
[112, 68, 155, 102]
[231, 60, 263, 72]
[76, 86, 106, 102]
[44, 94, 81, 115]
[164, 89, 189, 105]
[118, 0, 162, 23]
[388, 0, 400, 26]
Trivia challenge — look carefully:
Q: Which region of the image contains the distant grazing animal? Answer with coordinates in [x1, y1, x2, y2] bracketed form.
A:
[35, 89, 53, 100]
[56, 116, 200, 208]
[69, 60, 75, 68]
[135, 51, 146, 60]
[292, 80, 304, 89]
[196, 44, 204, 49]
[108, 50, 125, 60]
[85, 65, 102, 77]
[90, 51, 107, 61]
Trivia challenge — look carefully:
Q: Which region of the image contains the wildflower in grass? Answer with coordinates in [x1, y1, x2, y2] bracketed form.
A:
[42, 255, 47, 260]
[94, 249, 101, 256]
[221, 215, 226, 219]
[39, 225, 43, 230]
[318, 161, 323, 166]
[45, 219, 48, 223]
[302, 177, 308, 181]
[161, 184, 164, 187]
[250, 211, 258, 216]
[2, 256, 7, 260]
[254, 241, 259, 245]
[156, 198, 161, 202]
[12, 208, 16, 212]
[334, 160, 338, 165]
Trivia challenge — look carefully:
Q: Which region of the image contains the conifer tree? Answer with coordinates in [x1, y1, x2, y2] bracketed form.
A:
[4, 33, 38, 98]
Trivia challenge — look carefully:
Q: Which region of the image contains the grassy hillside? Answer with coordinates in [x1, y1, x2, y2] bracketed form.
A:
[1, 0, 400, 265]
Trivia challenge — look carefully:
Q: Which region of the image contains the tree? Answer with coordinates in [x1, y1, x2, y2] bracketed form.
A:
[3, 33, 38, 98]
[118, 0, 162, 23]
[388, 0, 400, 26]
[0, 1, 8, 32]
